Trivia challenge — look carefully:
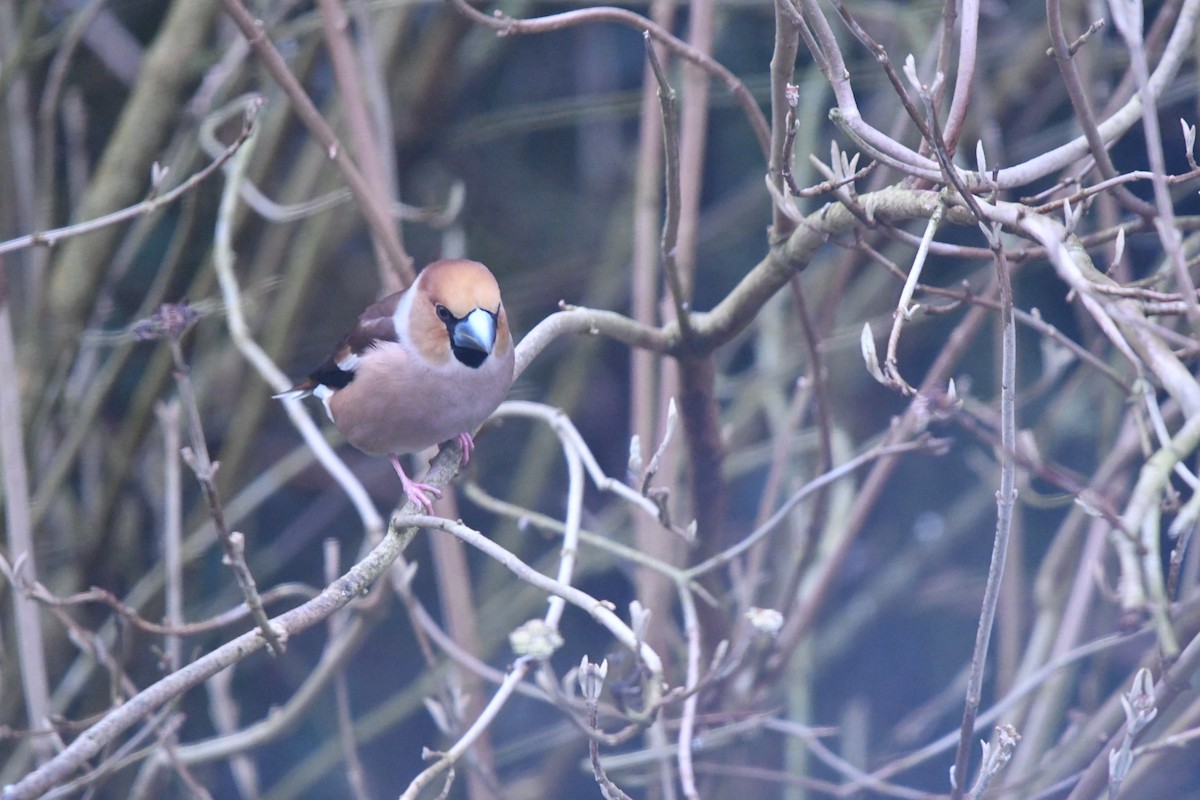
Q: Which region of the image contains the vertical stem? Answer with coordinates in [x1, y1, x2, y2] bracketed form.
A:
[679, 353, 726, 547]
[676, 583, 703, 800]
[950, 241, 1017, 798]
[45, 0, 220, 340]
[427, 489, 498, 800]
[316, 0, 404, 293]
[940, 0, 980, 154]
[324, 540, 372, 800]
[769, 0, 801, 238]
[630, 4, 678, 688]
[0, 0, 39, 312]
[220, 0, 413, 284]
[663, 0, 727, 553]
[0, 269, 52, 763]
[674, 0, 713, 299]
[168, 338, 283, 656]
[156, 400, 183, 672]
[644, 33, 693, 341]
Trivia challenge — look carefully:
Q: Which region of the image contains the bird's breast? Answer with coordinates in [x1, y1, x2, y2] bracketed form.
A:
[327, 340, 514, 456]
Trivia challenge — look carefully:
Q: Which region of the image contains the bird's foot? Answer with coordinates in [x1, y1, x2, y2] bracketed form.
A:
[455, 432, 475, 466]
[390, 455, 442, 513]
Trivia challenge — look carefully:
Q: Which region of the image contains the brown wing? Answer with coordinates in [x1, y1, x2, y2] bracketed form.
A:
[277, 291, 405, 397]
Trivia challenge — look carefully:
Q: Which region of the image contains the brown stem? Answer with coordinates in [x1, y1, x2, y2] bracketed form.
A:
[168, 338, 284, 656]
[219, 0, 414, 283]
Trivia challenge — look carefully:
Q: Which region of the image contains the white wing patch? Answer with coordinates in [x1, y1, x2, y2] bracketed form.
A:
[313, 384, 336, 422]
[391, 272, 418, 342]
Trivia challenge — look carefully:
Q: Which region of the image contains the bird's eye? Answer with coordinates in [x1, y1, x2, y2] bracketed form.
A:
[435, 305, 453, 322]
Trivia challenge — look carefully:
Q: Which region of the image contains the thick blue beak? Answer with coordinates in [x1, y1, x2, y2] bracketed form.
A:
[452, 308, 497, 354]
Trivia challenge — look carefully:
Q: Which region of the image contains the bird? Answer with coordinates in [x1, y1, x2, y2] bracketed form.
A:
[276, 259, 515, 512]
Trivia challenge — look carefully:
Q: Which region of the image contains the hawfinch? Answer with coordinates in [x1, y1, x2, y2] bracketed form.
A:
[277, 259, 515, 511]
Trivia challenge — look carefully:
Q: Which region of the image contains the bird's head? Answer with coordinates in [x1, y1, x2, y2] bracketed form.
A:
[408, 259, 509, 369]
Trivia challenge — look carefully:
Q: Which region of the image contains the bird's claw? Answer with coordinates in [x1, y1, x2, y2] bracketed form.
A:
[403, 481, 442, 514]
[391, 454, 442, 513]
[455, 432, 475, 466]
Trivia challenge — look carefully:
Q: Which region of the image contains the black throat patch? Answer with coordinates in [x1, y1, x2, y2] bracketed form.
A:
[452, 346, 488, 369]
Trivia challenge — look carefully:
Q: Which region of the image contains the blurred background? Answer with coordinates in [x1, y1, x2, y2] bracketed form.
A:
[2, 0, 1200, 798]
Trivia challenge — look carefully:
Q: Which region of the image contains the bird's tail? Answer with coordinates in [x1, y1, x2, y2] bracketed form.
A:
[273, 378, 316, 401]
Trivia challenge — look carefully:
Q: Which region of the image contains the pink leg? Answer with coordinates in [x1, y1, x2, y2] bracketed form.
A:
[455, 432, 475, 466]
[390, 454, 442, 513]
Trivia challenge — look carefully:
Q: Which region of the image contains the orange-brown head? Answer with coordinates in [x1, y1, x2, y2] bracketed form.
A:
[403, 259, 511, 368]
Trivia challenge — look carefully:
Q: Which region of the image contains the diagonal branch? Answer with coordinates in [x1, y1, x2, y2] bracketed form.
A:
[219, 0, 414, 284]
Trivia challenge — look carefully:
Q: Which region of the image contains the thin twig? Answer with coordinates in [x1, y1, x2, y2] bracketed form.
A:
[0, 276, 52, 763]
[1109, 0, 1200, 332]
[686, 437, 941, 579]
[202, 667, 258, 798]
[581, 659, 634, 800]
[497, 401, 691, 538]
[0, 100, 261, 257]
[45, 709, 184, 800]
[324, 540, 372, 800]
[949, 228, 1017, 799]
[4, 516, 423, 799]
[21, 582, 319, 637]
[401, 395, 653, 797]
[197, 95, 465, 227]
[218, 0, 414, 282]
[1046, 0, 1156, 217]
[676, 583, 703, 800]
[171, 603, 382, 768]
[167, 337, 284, 656]
[461, 482, 698, 591]
[940, 0, 979, 155]
[882, 203, 945, 394]
[1065, 629, 1200, 799]
[399, 629, 530, 795]
[210, 110, 384, 537]
[155, 400, 184, 672]
[847, 629, 1150, 791]
[315, 0, 402, 293]
[447, 0, 770, 157]
[643, 33, 694, 344]
[800, 0, 1200, 189]
[401, 516, 665, 686]
[769, 0, 802, 236]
